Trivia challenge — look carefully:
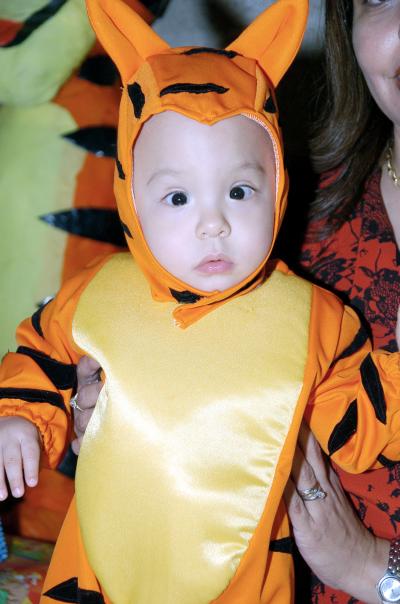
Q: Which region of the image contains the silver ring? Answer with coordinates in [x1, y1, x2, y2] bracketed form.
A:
[70, 393, 83, 412]
[297, 484, 327, 501]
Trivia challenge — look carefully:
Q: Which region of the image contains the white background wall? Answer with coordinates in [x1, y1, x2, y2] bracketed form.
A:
[154, 0, 324, 54]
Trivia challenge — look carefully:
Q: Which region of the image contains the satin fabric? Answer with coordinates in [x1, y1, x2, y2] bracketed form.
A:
[73, 254, 312, 604]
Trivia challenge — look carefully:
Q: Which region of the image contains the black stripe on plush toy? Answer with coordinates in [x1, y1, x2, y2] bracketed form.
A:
[183, 47, 238, 59]
[1, 0, 68, 47]
[170, 289, 202, 304]
[264, 96, 277, 114]
[269, 537, 294, 554]
[44, 577, 105, 603]
[40, 209, 126, 247]
[0, 387, 66, 412]
[78, 55, 119, 86]
[63, 127, 117, 158]
[128, 82, 146, 119]
[160, 83, 229, 96]
[360, 353, 387, 424]
[17, 346, 77, 391]
[334, 325, 369, 363]
[328, 400, 358, 456]
[116, 158, 126, 180]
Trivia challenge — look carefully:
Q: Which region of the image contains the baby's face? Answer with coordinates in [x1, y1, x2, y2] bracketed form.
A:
[133, 111, 275, 292]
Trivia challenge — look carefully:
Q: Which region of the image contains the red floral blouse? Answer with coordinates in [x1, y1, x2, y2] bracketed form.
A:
[300, 169, 400, 604]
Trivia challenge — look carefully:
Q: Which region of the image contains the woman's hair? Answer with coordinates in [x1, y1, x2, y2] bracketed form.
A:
[309, 0, 392, 238]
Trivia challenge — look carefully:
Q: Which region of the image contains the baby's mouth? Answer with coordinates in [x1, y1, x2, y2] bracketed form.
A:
[195, 254, 234, 274]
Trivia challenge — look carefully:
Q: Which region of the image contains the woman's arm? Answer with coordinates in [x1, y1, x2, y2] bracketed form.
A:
[285, 424, 388, 604]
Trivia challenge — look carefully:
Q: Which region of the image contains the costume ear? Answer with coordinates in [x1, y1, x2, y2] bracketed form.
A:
[86, 0, 169, 82]
[226, 0, 308, 88]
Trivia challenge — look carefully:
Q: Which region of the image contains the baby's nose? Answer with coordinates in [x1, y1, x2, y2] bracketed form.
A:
[196, 209, 231, 239]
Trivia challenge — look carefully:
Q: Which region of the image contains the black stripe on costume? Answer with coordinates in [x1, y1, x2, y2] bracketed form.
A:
[1, 0, 68, 47]
[183, 47, 238, 59]
[31, 299, 53, 338]
[78, 55, 119, 86]
[17, 347, 76, 391]
[170, 289, 202, 304]
[0, 387, 66, 412]
[378, 453, 398, 468]
[63, 127, 117, 158]
[44, 577, 105, 603]
[160, 83, 229, 97]
[121, 221, 133, 239]
[127, 82, 146, 119]
[335, 325, 369, 363]
[78, 589, 105, 604]
[360, 353, 387, 424]
[44, 577, 77, 602]
[264, 96, 277, 114]
[269, 537, 294, 554]
[116, 157, 126, 180]
[328, 400, 358, 456]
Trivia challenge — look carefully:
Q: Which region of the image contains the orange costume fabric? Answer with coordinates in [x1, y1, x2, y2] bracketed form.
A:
[0, 0, 400, 602]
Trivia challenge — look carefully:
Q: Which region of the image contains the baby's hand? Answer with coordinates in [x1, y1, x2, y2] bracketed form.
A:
[0, 417, 41, 500]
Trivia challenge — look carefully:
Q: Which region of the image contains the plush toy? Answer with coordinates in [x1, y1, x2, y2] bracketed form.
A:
[0, 0, 168, 355]
[0, 0, 168, 544]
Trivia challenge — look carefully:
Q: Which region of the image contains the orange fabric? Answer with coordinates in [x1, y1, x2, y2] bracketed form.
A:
[53, 8, 156, 282]
[40, 497, 111, 603]
[3, 469, 74, 543]
[33, 264, 400, 602]
[2, 1, 400, 602]
[0, 256, 110, 468]
[85, 0, 308, 328]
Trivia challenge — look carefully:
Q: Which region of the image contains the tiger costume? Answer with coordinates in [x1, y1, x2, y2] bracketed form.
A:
[1, 0, 400, 602]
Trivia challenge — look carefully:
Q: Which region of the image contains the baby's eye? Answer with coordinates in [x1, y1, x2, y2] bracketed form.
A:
[164, 191, 188, 206]
[229, 185, 254, 200]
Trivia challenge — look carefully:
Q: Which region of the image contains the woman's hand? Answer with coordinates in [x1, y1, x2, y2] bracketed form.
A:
[71, 356, 102, 455]
[284, 424, 388, 604]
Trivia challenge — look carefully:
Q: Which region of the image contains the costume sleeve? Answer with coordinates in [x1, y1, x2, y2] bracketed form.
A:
[0, 256, 110, 468]
[306, 292, 400, 474]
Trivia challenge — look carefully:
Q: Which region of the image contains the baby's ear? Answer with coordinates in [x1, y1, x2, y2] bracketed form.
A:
[86, 0, 169, 83]
[226, 0, 308, 88]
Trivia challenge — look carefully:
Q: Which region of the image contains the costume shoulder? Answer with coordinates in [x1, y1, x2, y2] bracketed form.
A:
[302, 272, 400, 474]
[0, 253, 116, 467]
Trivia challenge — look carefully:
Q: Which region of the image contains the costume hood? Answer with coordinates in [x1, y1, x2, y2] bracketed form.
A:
[86, 0, 308, 327]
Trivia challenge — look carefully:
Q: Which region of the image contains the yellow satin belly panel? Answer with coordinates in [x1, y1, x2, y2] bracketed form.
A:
[73, 254, 311, 604]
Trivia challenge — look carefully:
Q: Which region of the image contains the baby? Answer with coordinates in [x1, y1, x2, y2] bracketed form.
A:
[1, 0, 400, 603]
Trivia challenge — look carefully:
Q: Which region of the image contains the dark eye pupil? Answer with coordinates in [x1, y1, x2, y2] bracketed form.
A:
[230, 187, 245, 200]
[172, 192, 187, 206]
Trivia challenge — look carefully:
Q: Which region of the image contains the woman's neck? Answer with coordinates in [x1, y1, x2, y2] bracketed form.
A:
[380, 126, 400, 249]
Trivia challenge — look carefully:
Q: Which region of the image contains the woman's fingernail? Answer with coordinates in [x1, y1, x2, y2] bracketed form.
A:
[27, 478, 37, 487]
[13, 487, 22, 497]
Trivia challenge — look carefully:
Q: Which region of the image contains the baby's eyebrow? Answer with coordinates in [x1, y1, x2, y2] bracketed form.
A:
[146, 168, 182, 186]
[234, 161, 266, 174]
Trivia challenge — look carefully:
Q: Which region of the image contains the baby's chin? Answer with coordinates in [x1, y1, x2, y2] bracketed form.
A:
[181, 272, 249, 294]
